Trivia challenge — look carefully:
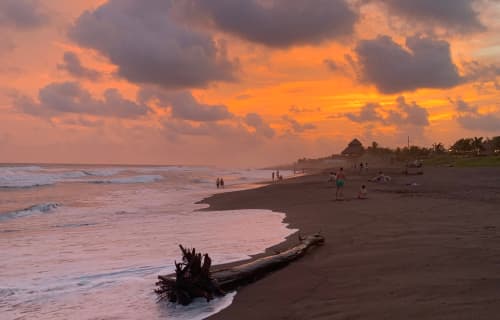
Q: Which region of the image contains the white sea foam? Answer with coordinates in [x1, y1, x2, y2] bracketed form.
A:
[86, 174, 164, 184]
[80, 167, 127, 177]
[0, 203, 60, 222]
[0, 166, 166, 188]
[0, 168, 55, 188]
[0, 165, 297, 320]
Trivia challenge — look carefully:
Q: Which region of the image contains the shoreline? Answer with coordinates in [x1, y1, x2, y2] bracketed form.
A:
[202, 166, 500, 319]
[195, 171, 315, 269]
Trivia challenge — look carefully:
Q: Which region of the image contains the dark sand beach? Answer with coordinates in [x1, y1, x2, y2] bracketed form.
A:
[204, 167, 500, 319]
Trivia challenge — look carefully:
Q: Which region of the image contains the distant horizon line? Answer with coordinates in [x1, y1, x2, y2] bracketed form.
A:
[0, 161, 287, 170]
[0, 161, 214, 168]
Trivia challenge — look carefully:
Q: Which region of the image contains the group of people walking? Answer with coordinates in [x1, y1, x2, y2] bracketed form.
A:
[216, 177, 224, 189]
[354, 162, 368, 172]
[271, 170, 283, 182]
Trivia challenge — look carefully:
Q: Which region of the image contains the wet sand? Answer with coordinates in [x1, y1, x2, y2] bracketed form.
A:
[203, 167, 500, 319]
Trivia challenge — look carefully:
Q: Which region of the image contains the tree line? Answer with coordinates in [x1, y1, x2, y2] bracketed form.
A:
[367, 136, 500, 158]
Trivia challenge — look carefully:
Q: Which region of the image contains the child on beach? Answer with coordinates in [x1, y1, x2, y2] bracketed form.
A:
[328, 171, 336, 183]
[358, 185, 368, 199]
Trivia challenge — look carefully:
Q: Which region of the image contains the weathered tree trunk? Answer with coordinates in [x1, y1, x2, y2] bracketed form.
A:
[156, 234, 324, 305]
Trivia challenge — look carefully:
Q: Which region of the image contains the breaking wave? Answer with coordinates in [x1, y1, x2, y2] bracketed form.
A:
[0, 203, 61, 222]
[87, 175, 163, 184]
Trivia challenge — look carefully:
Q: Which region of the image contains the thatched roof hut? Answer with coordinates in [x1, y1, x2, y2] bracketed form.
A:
[341, 139, 365, 156]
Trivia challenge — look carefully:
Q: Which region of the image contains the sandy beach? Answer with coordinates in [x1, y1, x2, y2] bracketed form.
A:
[204, 166, 500, 319]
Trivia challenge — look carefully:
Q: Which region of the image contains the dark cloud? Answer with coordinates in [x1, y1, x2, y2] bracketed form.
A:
[457, 113, 500, 131]
[355, 35, 462, 94]
[139, 88, 233, 122]
[162, 117, 271, 142]
[186, 0, 357, 47]
[244, 113, 275, 138]
[462, 60, 500, 91]
[69, 0, 236, 89]
[323, 59, 342, 72]
[388, 96, 430, 126]
[345, 96, 429, 127]
[166, 92, 233, 122]
[13, 82, 150, 119]
[289, 106, 321, 113]
[378, 0, 485, 34]
[161, 110, 276, 141]
[0, 0, 49, 29]
[282, 115, 316, 133]
[345, 102, 383, 123]
[57, 52, 101, 80]
[59, 116, 105, 128]
[162, 120, 214, 137]
[453, 98, 479, 113]
[452, 98, 500, 132]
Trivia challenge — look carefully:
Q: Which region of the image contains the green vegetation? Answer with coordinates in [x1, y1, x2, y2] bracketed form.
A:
[295, 135, 500, 169]
[454, 156, 500, 167]
[366, 135, 500, 167]
[423, 155, 500, 167]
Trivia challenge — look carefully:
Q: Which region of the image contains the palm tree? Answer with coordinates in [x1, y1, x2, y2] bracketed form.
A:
[432, 142, 445, 153]
[450, 138, 473, 154]
[471, 136, 484, 155]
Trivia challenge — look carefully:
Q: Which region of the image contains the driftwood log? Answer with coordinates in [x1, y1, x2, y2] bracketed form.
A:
[155, 233, 325, 305]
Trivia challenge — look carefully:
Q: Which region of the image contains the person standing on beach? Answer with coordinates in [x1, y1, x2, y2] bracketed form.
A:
[220, 178, 224, 188]
[272, 171, 275, 182]
[335, 167, 346, 200]
[216, 177, 220, 189]
[358, 185, 368, 199]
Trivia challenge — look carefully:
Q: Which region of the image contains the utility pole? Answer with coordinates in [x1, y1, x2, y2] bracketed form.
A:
[407, 136, 410, 149]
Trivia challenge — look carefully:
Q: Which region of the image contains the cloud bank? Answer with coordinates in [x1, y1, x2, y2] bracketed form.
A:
[282, 115, 316, 133]
[452, 98, 500, 132]
[57, 52, 101, 80]
[345, 96, 429, 127]
[139, 88, 233, 122]
[69, 0, 236, 89]
[14, 82, 150, 119]
[378, 0, 485, 34]
[186, 0, 357, 47]
[0, 0, 49, 30]
[355, 35, 462, 93]
[244, 113, 275, 138]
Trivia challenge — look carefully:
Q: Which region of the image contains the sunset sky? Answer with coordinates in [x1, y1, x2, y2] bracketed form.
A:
[1, 0, 499, 167]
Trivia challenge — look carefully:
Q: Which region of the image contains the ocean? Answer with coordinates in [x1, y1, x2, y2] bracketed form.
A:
[0, 164, 296, 320]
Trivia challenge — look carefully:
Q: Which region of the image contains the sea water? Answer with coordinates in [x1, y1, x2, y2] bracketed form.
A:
[0, 164, 296, 320]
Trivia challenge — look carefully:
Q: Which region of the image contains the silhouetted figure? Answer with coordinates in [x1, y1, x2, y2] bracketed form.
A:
[358, 185, 368, 199]
[220, 178, 224, 188]
[335, 167, 346, 200]
[272, 171, 275, 182]
[216, 177, 220, 189]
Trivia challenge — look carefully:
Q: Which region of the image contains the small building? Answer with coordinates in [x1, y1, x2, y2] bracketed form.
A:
[341, 138, 365, 157]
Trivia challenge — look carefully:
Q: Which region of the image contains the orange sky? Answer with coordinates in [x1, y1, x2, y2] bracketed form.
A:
[0, 0, 499, 167]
